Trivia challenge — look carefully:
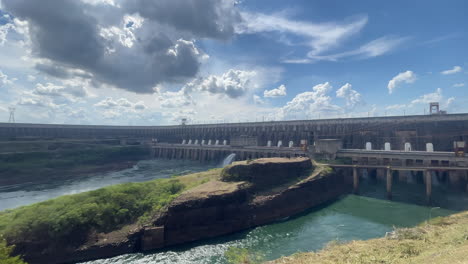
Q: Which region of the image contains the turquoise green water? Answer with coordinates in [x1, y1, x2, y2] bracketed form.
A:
[82, 195, 455, 264]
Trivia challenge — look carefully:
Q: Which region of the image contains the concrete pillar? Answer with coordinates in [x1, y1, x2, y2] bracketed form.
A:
[188, 139, 192, 144]
[404, 142, 412, 152]
[425, 170, 432, 204]
[365, 142, 372, 150]
[353, 167, 359, 194]
[223, 140, 227, 146]
[384, 142, 391, 151]
[267, 140, 272, 147]
[376, 168, 385, 181]
[289, 141, 294, 148]
[277, 140, 283, 148]
[426, 143, 434, 152]
[386, 169, 392, 200]
[194, 139, 199, 145]
[181, 139, 186, 144]
[201, 140, 205, 145]
[215, 140, 219, 145]
[208, 139, 212, 145]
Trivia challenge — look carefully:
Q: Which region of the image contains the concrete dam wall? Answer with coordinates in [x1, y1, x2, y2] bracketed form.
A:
[2, 113, 468, 151]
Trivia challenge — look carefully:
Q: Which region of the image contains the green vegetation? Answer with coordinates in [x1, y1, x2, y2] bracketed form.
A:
[0, 238, 26, 264]
[272, 211, 468, 264]
[225, 247, 263, 264]
[0, 168, 221, 248]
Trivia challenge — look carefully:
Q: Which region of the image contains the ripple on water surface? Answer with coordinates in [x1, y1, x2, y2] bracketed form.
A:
[81, 195, 455, 264]
[0, 159, 217, 211]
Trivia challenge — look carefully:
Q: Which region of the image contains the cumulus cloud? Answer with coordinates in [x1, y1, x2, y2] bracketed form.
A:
[188, 69, 258, 98]
[453, 83, 465, 87]
[157, 88, 193, 108]
[441, 66, 462, 75]
[387, 70, 416, 94]
[277, 82, 341, 120]
[33, 82, 88, 99]
[1, 0, 240, 94]
[0, 23, 14, 45]
[264, 84, 286, 98]
[386, 88, 455, 112]
[336, 83, 362, 107]
[94, 97, 147, 111]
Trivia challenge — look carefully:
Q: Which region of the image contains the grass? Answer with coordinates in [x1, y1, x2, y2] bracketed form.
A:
[270, 211, 468, 264]
[0, 238, 26, 264]
[0, 168, 222, 249]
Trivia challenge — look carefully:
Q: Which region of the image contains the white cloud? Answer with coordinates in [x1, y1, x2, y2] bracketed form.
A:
[189, 69, 258, 98]
[336, 83, 362, 107]
[238, 12, 405, 63]
[0, 23, 14, 45]
[386, 88, 455, 112]
[238, 12, 367, 56]
[410, 88, 443, 105]
[100, 14, 144, 49]
[94, 97, 147, 111]
[387, 70, 416, 94]
[441, 66, 462, 75]
[157, 89, 193, 108]
[253, 95, 264, 104]
[306, 36, 408, 62]
[264, 84, 286, 98]
[27, 75, 36, 82]
[0, 70, 14, 87]
[276, 82, 342, 120]
[453, 83, 465, 87]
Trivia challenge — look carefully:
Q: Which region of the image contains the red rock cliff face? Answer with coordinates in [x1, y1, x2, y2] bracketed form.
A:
[143, 160, 348, 251]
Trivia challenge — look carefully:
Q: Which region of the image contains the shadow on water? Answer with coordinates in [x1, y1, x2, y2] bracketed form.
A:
[357, 170, 468, 211]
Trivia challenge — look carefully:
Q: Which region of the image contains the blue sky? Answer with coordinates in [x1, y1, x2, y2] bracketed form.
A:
[0, 0, 467, 125]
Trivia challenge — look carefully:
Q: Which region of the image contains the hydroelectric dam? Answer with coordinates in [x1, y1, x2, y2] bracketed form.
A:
[2, 113, 468, 203]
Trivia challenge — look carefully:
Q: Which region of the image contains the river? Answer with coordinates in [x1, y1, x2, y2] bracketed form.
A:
[0, 159, 462, 264]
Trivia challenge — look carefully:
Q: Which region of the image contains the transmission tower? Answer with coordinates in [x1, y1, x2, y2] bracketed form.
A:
[8, 107, 15, 123]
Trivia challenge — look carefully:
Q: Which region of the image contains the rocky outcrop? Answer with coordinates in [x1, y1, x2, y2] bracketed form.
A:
[148, 165, 346, 250]
[221, 157, 312, 190]
[16, 158, 349, 264]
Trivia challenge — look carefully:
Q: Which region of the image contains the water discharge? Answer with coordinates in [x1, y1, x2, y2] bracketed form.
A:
[220, 153, 236, 167]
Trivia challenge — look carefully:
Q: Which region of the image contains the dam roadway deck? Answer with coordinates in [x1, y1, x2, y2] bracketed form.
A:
[151, 143, 307, 161]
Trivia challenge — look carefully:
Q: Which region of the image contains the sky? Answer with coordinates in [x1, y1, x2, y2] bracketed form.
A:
[0, 0, 467, 125]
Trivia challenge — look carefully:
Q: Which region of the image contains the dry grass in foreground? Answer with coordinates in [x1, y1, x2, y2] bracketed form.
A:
[271, 211, 468, 264]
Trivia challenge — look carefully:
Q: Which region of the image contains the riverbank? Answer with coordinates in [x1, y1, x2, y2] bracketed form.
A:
[271, 211, 468, 264]
[0, 158, 347, 264]
[0, 146, 149, 186]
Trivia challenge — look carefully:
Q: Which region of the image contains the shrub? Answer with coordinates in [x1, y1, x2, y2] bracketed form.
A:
[0, 238, 26, 264]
